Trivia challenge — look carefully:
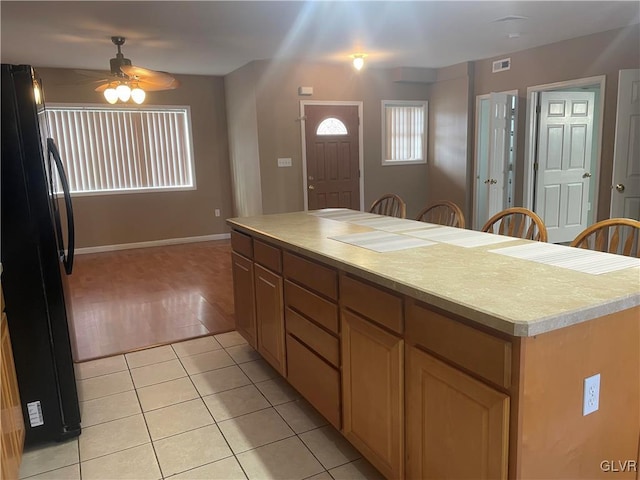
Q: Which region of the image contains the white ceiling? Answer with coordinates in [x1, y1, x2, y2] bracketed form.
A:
[1, 1, 639, 76]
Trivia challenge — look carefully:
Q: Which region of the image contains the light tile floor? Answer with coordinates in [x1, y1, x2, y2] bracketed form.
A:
[19, 332, 384, 480]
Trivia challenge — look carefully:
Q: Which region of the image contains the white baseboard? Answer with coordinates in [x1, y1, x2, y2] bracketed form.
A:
[75, 233, 231, 255]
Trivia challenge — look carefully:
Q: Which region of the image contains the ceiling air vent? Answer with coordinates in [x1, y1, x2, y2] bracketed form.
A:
[492, 15, 528, 22]
[492, 58, 511, 73]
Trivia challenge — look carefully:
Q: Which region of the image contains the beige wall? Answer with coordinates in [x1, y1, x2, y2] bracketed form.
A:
[225, 63, 263, 217]
[473, 25, 640, 220]
[426, 63, 474, 219]
[37, 68, 233, 248]
[236, 60, 431, 218]
[36, 24, 638, 248]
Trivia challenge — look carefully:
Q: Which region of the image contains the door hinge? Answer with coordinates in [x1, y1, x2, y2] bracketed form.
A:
[533, 162, 539, 171]
[536, 105, 541, 114]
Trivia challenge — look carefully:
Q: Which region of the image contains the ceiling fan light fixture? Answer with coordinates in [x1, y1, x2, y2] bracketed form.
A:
[95, 36, 178, 104]
[131, 87, 146, 104]
[104, 87, 118, 104]
[116, 84, 131, 102]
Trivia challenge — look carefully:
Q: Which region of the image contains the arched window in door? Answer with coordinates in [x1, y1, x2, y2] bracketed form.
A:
[316, 117, 348, 135]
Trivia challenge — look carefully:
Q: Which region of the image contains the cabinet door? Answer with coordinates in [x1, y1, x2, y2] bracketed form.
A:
[231, 252, 256, 348]
[406, 346, 509, 480]
[342, 310, 403, 480]
[1, 312, 25, 480]
[255, 264, 285, 375]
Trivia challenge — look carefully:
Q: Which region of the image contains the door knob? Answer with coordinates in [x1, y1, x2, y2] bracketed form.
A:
[484, 179, 491, 185]
[308, 185, 315, 190]
[615, 183, 625, 193]
[582, 172, 592, 178]
[489, 179, 497, 185]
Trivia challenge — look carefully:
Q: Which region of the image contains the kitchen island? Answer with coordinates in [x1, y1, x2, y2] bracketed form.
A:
[227, 209, 640, 479]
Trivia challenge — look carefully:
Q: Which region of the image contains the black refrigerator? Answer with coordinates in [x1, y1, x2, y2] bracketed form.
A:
[1, 64, 81, 445]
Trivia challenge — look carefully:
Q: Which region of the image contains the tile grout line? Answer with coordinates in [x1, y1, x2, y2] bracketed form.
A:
[42, 335, 366, 480]
[173, 342, 252, 480]
[126, 351, 165, 480]
[223, 341, 335, 479]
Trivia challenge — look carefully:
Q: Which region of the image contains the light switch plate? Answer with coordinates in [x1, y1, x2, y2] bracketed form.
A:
[277, 157, 292, 167]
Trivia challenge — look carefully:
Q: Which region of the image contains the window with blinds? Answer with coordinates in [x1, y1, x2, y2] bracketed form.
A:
[381, 100, 427, 165]
[44, 105, 195, 195]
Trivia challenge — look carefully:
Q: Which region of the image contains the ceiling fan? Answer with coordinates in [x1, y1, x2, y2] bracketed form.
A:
[80, 36, 179, 104]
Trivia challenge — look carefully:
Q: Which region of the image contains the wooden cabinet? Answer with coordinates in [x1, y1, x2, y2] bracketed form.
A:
[406, 345, 509, 480]
[231, 232, 285, 373]
[231, 252, 256, 348]
[283, 252, 341, 428]
[286, 334, 341, 428]
[1, 284, 25, 480]
[230, 229, 510, 480]
[254, 264, 286, 375]
[341, 309, 404, 480]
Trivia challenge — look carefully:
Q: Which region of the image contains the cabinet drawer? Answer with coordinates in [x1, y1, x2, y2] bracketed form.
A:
[340, 275, 403, 335]
[286, 334, 341, 429]
[254, 240, 282, 273]
[284, 280, 339, 334]
[231, 230, 253, 259]
[283, 252, 337, 300]
[286, 308, 339, 367]
[406, 302, 512, 389]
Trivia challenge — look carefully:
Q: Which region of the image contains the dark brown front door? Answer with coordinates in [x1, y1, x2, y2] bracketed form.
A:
[304, 105, 360, 210]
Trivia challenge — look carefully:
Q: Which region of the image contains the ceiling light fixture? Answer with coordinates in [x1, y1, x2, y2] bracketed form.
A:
[351, 54, 367, 71]
[131, 85, 146, 104]
[103, 81, 145, 104]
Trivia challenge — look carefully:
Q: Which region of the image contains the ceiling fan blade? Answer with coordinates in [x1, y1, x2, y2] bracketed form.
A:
[136, 78, 180, 91]
[120, 65, 177, 87]
[94, 83, 110, 93]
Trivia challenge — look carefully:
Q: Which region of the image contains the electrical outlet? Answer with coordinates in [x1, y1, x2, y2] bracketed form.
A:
[583, 373, 600, 416]
[214, 209, 221, 217]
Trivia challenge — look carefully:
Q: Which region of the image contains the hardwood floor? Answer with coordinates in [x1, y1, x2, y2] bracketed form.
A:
[67, 240, 235, 362]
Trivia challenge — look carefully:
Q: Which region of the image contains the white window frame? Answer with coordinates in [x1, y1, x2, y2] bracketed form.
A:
[45, 103, 196, 197]
[381, 100, 428, 166]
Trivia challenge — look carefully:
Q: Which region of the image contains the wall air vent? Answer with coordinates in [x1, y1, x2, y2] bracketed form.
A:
[492, 58, 511, 73]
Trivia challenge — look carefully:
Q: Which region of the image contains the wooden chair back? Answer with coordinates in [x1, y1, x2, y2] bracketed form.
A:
[369, 193, 407, 218]
[415, 201, 465, 228]
[569, 218, 640, 257]
[481, 207, 548, 242]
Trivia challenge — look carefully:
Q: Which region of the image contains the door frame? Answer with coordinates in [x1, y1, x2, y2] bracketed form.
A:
[610, 69, 640, 219]
[473, 89, 518, 229]
[300, 100, 364, 211]
[523, 76, 605, 221]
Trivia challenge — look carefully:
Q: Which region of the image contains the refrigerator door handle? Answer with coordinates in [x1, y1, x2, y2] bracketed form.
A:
[47, 138, 75, 274]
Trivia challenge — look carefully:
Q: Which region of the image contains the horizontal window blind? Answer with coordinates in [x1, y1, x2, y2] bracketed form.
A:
[45, 106, 194, 194]
[382, 101, 427, 165]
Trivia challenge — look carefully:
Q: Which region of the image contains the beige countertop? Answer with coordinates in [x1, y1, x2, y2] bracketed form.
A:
[227, 210, 640, 337]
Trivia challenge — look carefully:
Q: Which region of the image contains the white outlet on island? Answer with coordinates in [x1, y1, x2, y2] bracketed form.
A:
[277, 157, 292, 167]
[583, 373, 600, 416]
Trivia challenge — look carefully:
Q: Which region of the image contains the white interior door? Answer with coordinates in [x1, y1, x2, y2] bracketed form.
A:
[535, 91, 595, 243]
[487, 93, 512, 218]
[610, 69, 640, 220]
[474, 93, 515, 229]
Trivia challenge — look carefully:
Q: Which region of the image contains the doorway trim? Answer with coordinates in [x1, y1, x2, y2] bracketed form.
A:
[300, 100, 364, 211]
[523, 75, 606, 220]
